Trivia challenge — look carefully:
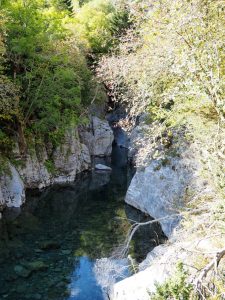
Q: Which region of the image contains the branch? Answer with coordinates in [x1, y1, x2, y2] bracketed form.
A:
[24, 63, 49, 125]
[80, 85, 99, 119]
[194, 247, 225, 290]
[121, 213, 181, 257]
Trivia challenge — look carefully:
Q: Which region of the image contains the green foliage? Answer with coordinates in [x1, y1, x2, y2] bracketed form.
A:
[151, 262, 194, 300]
[98, 0, 225, 120]
[0, 155, 10, 176]
[72, 0, 115, 53]
[72, 0, 131, 53]
[0, 0, 111, 153]
[44, 159, 57, 174]
[0, 129, 14, 154]
[0, 76, 19, 114]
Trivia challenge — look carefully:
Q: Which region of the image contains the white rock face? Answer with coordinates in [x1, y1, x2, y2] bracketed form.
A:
[52, 129, 91, 183]
[18, 146, 51, 189]
[93, 116, 114, 156]
[125, 118, 205, 237]
[112, 119, 211, 300]
[18, 128, 92, 189]
[126, 162, 184, 237]
[80, 116, 114, 157]
[112, 246, 168, 300]
[0, 164, 25, 210]
[125, 142, 204, 237]
[112, 242, 191, 300]
[0, 118, 113, 210]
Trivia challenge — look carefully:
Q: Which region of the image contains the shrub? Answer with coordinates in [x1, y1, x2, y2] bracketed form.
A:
[150, 263, 194, 300]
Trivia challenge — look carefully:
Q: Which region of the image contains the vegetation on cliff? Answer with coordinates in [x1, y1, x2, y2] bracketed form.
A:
[96, 0, 225, 298]
[0, 0, 224, 298]
[0, 0, 128, 160]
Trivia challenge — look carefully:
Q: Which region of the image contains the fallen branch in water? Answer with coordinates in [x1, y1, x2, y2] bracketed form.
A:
[121, 213, 181, 257]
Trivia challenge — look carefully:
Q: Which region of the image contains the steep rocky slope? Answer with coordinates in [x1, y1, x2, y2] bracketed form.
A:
[112, 114, 225, 299]
[0, 116, 114, 217]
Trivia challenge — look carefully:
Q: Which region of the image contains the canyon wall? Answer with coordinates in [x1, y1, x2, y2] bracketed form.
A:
[112, 116, 219, 299]
[0, 117, 114, 217]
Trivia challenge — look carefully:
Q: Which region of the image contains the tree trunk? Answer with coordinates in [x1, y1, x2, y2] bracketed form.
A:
[17, 120, 27, 155]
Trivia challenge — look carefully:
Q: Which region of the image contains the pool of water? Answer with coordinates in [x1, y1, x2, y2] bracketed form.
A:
[0, 146, 166, 300]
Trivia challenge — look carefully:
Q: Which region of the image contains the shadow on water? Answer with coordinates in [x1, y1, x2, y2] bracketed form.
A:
[0, 146, 166, 300]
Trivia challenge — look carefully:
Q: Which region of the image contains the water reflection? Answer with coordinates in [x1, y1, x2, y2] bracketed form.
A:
[0, 146, 166, 300]
[68, 257, 103, 300]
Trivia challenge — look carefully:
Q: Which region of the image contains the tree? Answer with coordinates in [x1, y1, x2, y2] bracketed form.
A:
[0, 0, 104, 152]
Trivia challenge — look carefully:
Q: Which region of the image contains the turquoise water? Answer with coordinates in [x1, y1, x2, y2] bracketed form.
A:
[0, 146, 166, 300]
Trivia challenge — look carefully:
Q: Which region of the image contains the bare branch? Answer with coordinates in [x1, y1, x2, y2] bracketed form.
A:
[193, 247, 225, 291]
[121, 213, 180, 257]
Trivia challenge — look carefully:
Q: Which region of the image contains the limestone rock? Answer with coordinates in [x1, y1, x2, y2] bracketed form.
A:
[125, 161, 183, 237]
[93, 116, 114, 156]
[17, 128, 92, 189]
[95, 164, 112, 171]
[0, 126, 93, 210]
[0, 164, 25, 209]
[112, 245, 174, 300]
[125, 119, 205, 237]
[80, 117, 114, 157]
[81, 143, 91, 168]
[52, 128, 90, 183]
[18, 146, 51, 189]
[112, 119, 213, 300]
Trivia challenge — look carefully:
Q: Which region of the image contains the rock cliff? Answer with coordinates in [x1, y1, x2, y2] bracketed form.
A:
[0, 164, 25, 218]
[0, 117, 113, 215]
[112, 116, 220, 299]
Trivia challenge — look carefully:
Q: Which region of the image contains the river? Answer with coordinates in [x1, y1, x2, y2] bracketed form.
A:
[0, 145, 166, 300]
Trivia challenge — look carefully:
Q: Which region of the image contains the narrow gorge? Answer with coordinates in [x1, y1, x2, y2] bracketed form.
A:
[0, 0, 224, 300]
[0, 109, 167, 300]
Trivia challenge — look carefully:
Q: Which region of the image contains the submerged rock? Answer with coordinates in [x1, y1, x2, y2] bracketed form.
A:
[33, 293, 42, 300]
[26, 260, 48, 272]
[60, 249, 71, 255]
[39, 240, 61, 250]
[14, 265, 32, 278]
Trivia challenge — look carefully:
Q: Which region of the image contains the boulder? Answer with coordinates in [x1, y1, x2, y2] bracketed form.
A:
[92, 116, 114, 156]
[14, 265, 32, 278]
[39, 240, 61, 250]
[111, 245, 172, 300]
[80, 117, 114, 157]
[52, 129, 91, 183]
[125, 161, 183, 237]
[95, 164, 112, 171]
